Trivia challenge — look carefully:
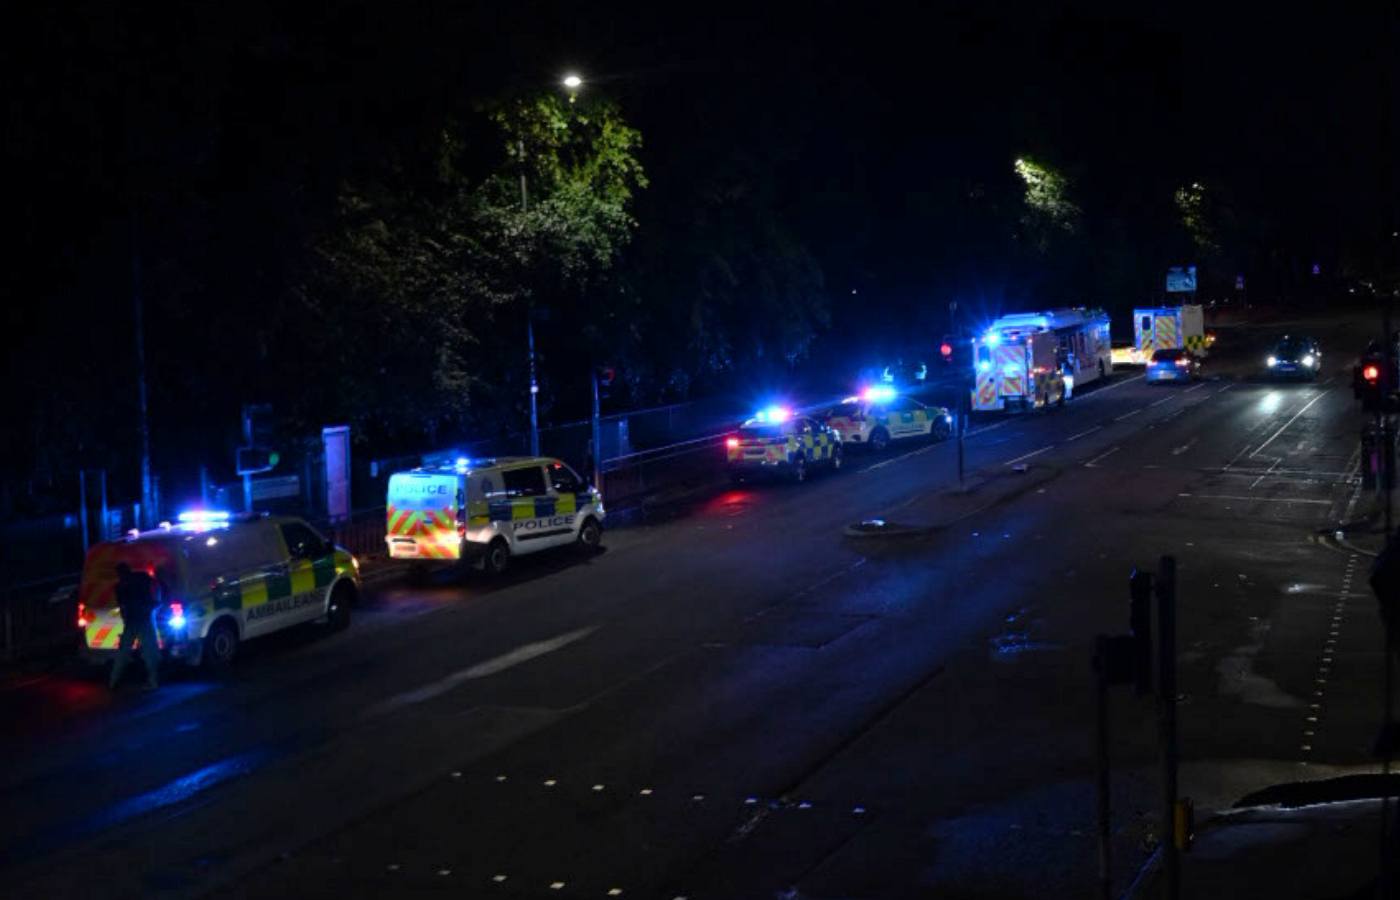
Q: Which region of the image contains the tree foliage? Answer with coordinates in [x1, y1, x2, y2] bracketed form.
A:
[298, 95, 646, 446]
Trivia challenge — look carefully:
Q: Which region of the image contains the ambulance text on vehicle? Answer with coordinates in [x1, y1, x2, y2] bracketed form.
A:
[385, 455, 603, 575]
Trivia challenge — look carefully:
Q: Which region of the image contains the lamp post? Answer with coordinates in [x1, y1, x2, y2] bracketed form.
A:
[519, 73, 587, 457]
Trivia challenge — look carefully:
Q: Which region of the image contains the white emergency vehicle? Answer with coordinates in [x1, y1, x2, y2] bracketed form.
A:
[385, 456, 603, 575]
[970, 308, 1110, 411]
[1133, 304, 1207, 358]
[823, 386, 953, 450]
[78, 511, 359, 670]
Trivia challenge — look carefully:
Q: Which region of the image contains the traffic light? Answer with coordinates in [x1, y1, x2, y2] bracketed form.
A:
[236, 447, 279, 475]
[596, 366, 617, 401]
[939, 341, 954, 364]
[1360, 362, 1384, 412]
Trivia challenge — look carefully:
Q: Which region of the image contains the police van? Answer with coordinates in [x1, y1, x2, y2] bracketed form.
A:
[385, 456, 604, 575]
[77, 511, 360, 670]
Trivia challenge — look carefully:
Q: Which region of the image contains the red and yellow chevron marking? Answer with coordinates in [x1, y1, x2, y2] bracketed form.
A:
[1154, 316, 1178, 349]
[975, 376, 998, 409]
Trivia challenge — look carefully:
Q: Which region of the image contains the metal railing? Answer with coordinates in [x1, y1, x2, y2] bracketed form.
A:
[1, 573, 80, 663]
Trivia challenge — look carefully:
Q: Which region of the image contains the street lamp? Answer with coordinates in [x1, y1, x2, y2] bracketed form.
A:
[521, 72, 586, 457]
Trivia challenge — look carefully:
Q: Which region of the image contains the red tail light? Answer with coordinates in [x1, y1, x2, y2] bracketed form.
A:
[726, 437, 739, 449]
[1174, 357, 1190, 368]
[1364, 364, 1381, 383]
[76, 602, 89, 628]
[457, 521, 467, 537]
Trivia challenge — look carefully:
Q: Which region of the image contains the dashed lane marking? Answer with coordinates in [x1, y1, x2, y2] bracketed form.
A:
[1004, 445, 1055, 467]
[1114, 409, 1143, 421]
[1250, 392, 1326, 459]
[1066, 426, 1102, 442]
[1085, 446, 1120, 468]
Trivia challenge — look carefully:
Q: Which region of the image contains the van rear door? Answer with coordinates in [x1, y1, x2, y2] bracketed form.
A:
[78, 539, 181, 652]
[386, 471, 463, 560]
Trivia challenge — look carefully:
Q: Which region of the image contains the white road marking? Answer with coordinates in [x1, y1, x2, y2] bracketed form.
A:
[1114, 409, 1143, 421]
[862, 420, 1010, 473]
[1004, 445, 1055, 467]
[1216, 383, 1234, 394]
[1184, 382, 1208, 393]
[1171, 438, 1197, 456]
[1148, 395, 1174, 407]
[1250, 392, 1326, 458]
[1176, 492, 1331, 505]
[1079, 373, 1145, 398]
[1066, 426, 1102, 442]
[1250, 457, 1282, 490]
[1085, 446, 1120, 468]
[365, 626, 597, 715]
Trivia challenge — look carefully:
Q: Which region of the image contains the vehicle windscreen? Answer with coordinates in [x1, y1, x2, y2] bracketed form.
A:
[1274, 339, 1308, 358]
[1151, 349, 1184, 362]
[739, 424, 786, 440]
[829, 402, 862, 417]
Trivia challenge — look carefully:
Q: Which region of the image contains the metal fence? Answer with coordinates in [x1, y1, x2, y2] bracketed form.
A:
[1, 573, 79, 663]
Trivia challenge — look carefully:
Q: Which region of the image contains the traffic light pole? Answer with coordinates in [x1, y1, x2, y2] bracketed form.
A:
[591, 368, 603, 492]
[1157, 555, 1180, 900]
[242, 406, 254, 513]
[1094, 638, 1112, 900]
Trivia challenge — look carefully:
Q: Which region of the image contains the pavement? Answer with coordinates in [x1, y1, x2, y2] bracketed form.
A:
[0, 307, 1393, 899]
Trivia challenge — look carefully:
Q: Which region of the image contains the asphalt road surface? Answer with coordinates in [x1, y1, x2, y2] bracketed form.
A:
[1, 310, 1387, 899]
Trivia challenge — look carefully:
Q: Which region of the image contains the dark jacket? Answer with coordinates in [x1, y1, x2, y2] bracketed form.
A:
[115, 570, 157, 623]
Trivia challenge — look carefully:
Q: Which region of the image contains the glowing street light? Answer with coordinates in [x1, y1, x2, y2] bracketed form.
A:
[562, 73, 583, 89]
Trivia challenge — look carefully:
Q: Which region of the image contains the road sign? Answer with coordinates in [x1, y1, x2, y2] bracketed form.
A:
[323, 426, 350, 523]
[250, 475, 300, 502]
[1166, 266, 1197, 293]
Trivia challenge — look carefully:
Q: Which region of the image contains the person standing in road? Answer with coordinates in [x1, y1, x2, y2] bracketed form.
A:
[109, 562, 160, 690]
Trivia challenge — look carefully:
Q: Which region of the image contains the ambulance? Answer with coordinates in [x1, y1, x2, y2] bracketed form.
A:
[970, 308, 1111, 412]
[1133, 304, 1207, 359]
[77, 511, 359, 670]
[385, 456, 603, 576]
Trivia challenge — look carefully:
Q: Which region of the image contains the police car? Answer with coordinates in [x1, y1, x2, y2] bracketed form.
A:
[823, 386, 953, 451]
[386, 455, 603, 576]
[725, 406, 843, 483]
[77, 511, 359, 670]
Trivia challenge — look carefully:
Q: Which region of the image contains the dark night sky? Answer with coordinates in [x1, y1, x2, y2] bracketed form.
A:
[2, 1, 1396, 507]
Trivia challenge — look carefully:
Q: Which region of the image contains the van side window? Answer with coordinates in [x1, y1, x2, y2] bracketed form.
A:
[550, 463, 583, 494]
[1140, 316, 1151, 333]
[502, 466, 547, 498]
[279, 522, 323, 559]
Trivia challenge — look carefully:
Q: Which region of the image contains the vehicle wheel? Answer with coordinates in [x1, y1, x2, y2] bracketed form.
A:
[869, 427, 890, 451]
[203, 619, 239, 671]
[932, 417, 952, 440]
[830, 444, 844, 471]
[326, 582, 354, 632]
[482, 538, 511, 576]
[577, 516, 603, 551]
[792, 454, 808, 483]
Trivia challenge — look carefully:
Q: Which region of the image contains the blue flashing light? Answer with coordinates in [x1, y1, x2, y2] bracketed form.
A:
[984, 331, 1002, 347]
[978, 360, 992, 373]
[177, 510, 231, 525]
[168, 602, 186, 630]
[862, 385, 897, 403]
[755, 405, 791, 423]
[169, 613, 186, 629]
